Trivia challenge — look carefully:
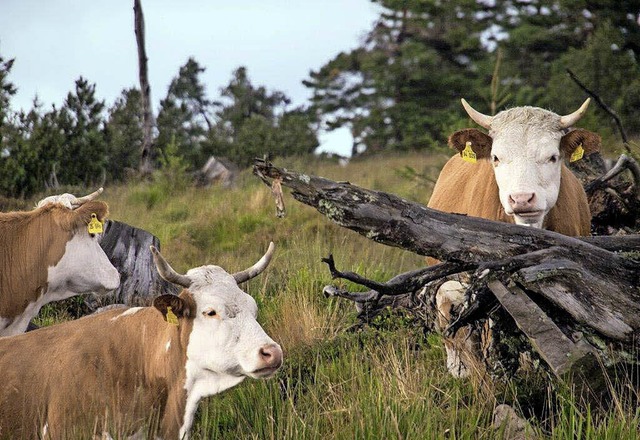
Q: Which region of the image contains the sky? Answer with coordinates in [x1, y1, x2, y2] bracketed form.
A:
[0, 0, 381, 156]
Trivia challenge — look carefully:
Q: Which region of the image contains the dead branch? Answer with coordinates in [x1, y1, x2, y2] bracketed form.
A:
[134, 0, 156, 176]
[253, 159, 640, 345]
[585, 154, 640, 201]
[566, 68, 630, 149]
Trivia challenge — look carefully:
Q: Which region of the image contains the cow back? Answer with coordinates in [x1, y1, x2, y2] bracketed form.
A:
[0, 305, 190, 438]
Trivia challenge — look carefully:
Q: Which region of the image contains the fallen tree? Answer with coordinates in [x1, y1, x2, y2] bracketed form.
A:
[254, 158, 640, 389]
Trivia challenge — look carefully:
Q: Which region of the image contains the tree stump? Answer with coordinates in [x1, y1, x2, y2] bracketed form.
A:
[90, 219, 179, 310]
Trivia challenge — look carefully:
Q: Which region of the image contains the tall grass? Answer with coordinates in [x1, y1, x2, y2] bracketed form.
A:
[34, 152, 640, 439]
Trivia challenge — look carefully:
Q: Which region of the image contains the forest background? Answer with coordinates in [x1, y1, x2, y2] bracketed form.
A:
[0, 0, 639, 198]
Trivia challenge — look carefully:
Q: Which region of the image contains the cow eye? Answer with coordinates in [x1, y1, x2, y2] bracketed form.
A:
[492, 155, 500, 164]
[203, 309, 218, 317]
[549, 155, 558, 163]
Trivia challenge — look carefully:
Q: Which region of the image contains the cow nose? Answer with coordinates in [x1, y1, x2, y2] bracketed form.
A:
[508, 192, 536, 211]
[259, 344, 283, 369]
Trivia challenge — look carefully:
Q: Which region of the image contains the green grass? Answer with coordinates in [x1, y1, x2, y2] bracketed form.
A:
[32, 152, 640, 439]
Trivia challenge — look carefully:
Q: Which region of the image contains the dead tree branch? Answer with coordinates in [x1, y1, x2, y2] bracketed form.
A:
[566, 68, 630, 150]
[134, 0, 156, 175]
[253, 159, 640, 345]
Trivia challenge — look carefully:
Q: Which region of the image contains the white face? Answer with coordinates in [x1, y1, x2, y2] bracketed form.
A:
[47, 232, 120, 300]
[185, 266, 283, 381]
[489, 118, 564, 228]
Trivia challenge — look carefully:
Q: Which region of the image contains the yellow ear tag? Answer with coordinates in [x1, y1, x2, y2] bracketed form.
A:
[166, 306, 179, 326]
[461, 141, 477, 164]
[87, 213, 103, 234]
[570, 143, 584, 162]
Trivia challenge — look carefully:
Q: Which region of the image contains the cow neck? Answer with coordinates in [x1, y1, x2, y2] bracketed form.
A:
[0, 206, 71, 319]
[155, 290, 196, 439]
[542, 164, 591, 236]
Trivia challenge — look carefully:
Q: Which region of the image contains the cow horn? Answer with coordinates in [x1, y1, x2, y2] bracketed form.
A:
[461, 99, 493, 129]
[74, 187, 104, 205]
[150, 246, 192, 288]
[559, 98, 591, 128]
[232, 242, 275, 284]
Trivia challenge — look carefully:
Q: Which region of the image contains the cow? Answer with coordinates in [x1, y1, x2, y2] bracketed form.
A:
[0, 188, 120, 336]
[428, 98, 601, 377]
[0, 242, 283, 440]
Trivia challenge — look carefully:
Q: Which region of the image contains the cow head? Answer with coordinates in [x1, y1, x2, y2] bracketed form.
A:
[150, 243, 283, 385]
[44, 192, 120, 302]
[449, 99, 601, 228]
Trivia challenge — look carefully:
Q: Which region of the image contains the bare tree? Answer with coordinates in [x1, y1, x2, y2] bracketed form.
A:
[134, 0, 155, 175]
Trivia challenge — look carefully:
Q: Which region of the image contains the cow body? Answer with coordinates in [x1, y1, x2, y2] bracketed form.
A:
[0, 200, 120, 336]
[0, 244, 282, 439]
[429, 99, 600, 377]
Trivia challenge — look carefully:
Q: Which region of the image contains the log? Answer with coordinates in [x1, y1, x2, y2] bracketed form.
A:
[487, 280, 598, 379]
[253, 159, 640, 380]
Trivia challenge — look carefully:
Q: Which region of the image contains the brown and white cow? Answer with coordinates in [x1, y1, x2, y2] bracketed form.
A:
[0, 189, 120, 336]
[429, 98, 600, 377]
[0, 242, 283, 440]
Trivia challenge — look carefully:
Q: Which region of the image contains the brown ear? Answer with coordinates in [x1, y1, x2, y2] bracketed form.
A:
[153, 294, 192, 321]
[448, 128, 493, 159]
[56, 200, 109, 232]
[560, 128, 601, 158]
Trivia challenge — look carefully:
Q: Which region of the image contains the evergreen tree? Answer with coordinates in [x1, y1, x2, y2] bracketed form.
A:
[0, 101, 64, 197]
[0, 56, 16, 133]
[104, 88, 144, 181]
[304, 0, 492, 155]
[56, 77, 108, 186]
[156, 58, 212, 169]
[209, 67, 317, 166]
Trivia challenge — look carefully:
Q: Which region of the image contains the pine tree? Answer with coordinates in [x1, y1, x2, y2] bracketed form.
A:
[56, 77, 108, 186]
[156, 58, 212, 169]
[104, 88, 144, 181]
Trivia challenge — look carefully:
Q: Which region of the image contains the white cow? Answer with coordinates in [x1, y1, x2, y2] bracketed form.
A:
[428, 99, 601, 377]
[0, 188, 120, 336]
[0, 242, 282, 440]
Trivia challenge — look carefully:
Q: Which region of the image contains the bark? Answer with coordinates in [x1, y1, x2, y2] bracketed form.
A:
[94, 220, 179, 310]
[254, 159, 640, 380]
[134, 0, 155, 175]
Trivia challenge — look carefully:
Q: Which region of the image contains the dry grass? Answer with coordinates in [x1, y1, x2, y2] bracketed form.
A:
[28, 151, 640, 439]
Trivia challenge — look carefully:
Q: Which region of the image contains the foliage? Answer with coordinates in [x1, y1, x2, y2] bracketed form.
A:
[1, 0, 639, 195]
[156, 57, 213, 169]
[104, 88, 144, 181]
[208, 67, 319, 167]
[304, 0, 640, 156]
[55, 77, 108, 187]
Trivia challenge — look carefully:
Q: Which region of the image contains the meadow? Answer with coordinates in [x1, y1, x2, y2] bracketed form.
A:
[38, 152, 640, 439]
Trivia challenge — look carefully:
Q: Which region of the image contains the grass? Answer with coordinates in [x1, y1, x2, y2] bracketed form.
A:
[31, 151, 640, 439]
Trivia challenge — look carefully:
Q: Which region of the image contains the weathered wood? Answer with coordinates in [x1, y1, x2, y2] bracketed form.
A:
[488, 280, 597, 378]
[92, 220, 179, 310]
[253, 160, 640, 342]
[134, 0, 155, 175]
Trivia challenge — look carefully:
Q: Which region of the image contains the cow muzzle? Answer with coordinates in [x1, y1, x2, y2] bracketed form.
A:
[250, 343, 283, 378]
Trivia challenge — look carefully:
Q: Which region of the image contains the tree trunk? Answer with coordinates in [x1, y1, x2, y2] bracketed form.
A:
[134, 0, 155, 175]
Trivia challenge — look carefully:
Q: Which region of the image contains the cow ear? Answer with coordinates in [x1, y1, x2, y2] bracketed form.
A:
[448, 128, 493, 159]
[153, 294, 191, 321]
[560, 128, 601, 159]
